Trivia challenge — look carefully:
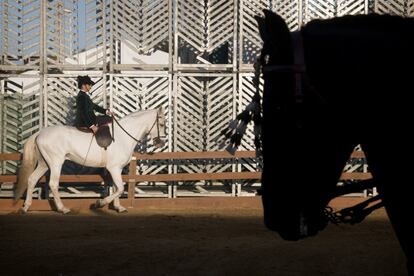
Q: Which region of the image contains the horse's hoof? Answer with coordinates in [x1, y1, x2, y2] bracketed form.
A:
[95, 199, 104, 208]
[117, 206, 128, 213]
[61, 208, 71, 214]
[18, 207, 28, 214]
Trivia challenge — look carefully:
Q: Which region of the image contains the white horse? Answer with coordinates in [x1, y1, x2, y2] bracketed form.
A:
[15, 107, 166, 214]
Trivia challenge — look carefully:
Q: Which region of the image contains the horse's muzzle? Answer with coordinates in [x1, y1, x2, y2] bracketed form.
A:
[263, 202, 328, 241]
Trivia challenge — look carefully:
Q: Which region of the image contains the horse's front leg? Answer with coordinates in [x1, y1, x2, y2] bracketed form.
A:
[95, 167, 126, 212]
[111, 185, 127, 213]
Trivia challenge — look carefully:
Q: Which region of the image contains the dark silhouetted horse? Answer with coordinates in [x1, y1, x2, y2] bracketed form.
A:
[246, 10, 414, 274]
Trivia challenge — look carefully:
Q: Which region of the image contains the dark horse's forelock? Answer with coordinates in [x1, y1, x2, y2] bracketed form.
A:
[245, 10, 414, 274]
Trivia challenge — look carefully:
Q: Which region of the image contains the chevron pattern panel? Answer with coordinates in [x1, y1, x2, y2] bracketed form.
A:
[174, 75, 239, 173]
[20, 79, 42, 141]
[45, 0, 77, 66]
[205, 76, 234, 172]
[205, 0, 235, 60]
[176, 0, 205, 53]
[111, 76, 169, 115]
[83, 0, 110, 66]
[112, 76, 143, 116]
[205, 76, 234, 151]
[239, 0, 272, 64]
[0, 1, 24, 66]
[238, 74, 262, 152]
[305, 0, 337, 21]
[111, 75, 169, 152]
[374, 0, 406, 15]
[337, 0, 368, 16]
[273, 0, 301, 30]
[112, 0, 169, 56]
[175, 0, 206, 64]
[1, 82, 24, 154]
[46, 76, 105, 126]
[0, 92, 22, 174]
[46, 77, 78, 126]
[0, 1, 17, 64]
[174, 76, 205, 173]
[409, 1, 414, 17]
[22, 0, 42, 67]
[111, 75, 170, 177]
[176, 0, 236, 64]
[89, 76, 107, 106]
[0, 79, 41, 173]
[237, 73, 263, 173]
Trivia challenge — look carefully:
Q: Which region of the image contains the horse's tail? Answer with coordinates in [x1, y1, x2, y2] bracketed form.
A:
[14, 133, 39, 201]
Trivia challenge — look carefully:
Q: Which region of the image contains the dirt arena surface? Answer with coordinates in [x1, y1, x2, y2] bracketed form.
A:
[0, 197, 408, 276]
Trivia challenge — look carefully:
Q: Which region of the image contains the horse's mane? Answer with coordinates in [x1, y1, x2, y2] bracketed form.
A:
[120, 109, 152, 119]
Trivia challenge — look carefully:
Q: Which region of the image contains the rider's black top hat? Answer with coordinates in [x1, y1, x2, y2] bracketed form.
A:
[77, 75, 95, 89]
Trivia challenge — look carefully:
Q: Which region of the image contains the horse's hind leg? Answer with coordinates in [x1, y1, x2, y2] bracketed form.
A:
[48, 163, 70, 214]
[96, 167, 126, 212]
[22, 158, 48, 213]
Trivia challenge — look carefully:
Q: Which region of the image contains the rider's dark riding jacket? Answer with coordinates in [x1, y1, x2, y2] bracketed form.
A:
[75, 91, 107, 128]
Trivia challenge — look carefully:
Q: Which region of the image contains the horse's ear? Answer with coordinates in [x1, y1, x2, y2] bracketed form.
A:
[263, 9, 290, 37]
[262, 9, 292, 62]
[263, 9, 285, 23]
[255, 9, 287, 43]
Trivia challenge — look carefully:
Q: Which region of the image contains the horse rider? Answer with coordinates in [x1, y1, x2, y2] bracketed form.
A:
[75, 75, 114, 134]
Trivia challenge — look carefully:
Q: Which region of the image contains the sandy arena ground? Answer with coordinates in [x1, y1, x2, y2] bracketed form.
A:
[0, 197, 408, 276]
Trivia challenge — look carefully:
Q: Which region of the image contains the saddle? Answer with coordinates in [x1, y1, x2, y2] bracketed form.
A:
[76, 116, 114, 149]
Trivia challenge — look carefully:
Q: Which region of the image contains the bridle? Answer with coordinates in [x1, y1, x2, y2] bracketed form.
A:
[113, 110, 166, 147]
[226, 29, 385, 226]
[149, 111, 167, 146]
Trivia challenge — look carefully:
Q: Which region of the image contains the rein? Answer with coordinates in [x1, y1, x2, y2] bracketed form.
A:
[113, 117, 143, 144]
[112, 112, 165, 147]
[324, 195, 384, 225]
[324, 179, 384, 225]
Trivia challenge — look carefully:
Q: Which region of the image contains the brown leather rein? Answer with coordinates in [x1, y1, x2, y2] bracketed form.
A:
[112, 112, 166, 146]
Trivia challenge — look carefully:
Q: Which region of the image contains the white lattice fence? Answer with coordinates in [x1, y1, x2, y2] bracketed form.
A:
[239, 0, 272, 65]
[176, 0, 205, 62]
[0, 1, 26, 67]
[305, 0, 337, 21]
[205, 75, 235, 173]
[0, 78, 41, 173]
[83, 0, 110, 67]
[374, 0, 407, 15]
[114, 0, 169, 54]
[110, 74, 171, 197]
[238, 74, 263, 153]
[206, 0, 235, 58]
[273, 0, 301, 30]
[1, 0, 413, 198]
[174, 75, 205, 156]
[236, 73, 263, 195]
[45, 77, 77, 126]
[336, 0, 368, 16]
[46, 0, 76, 66]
